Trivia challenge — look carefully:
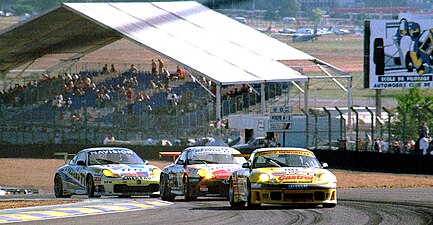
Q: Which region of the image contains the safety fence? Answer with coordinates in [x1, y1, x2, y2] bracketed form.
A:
[306, 106, 433, 154]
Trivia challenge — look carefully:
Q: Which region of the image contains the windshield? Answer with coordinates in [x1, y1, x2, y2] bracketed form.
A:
[189, 153, 244, 165]
[88, 149, 144, 165]
[252, 153, 321, 169]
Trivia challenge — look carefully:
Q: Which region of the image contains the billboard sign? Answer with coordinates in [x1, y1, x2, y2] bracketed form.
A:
[366, 19, 433, 89]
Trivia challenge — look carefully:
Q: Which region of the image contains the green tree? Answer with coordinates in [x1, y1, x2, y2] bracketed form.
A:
[310, 8, 323, 32]
[255, 0, 299, 20]
[391, 87, 433, 142]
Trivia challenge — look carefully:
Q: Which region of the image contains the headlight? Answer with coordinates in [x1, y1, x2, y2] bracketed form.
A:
[151, 168, 161, 176]
[316, 173, 336, 184]
[197, 169, 214, 179]
[103, 169, 121, 178]
[258, 173, 270, 182]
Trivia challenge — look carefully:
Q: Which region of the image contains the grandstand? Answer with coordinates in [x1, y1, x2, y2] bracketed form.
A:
[0, 2, 352, 147]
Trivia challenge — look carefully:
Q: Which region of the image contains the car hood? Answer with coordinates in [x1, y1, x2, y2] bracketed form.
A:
[253, 167, 335, 184]
[91, 164, 156, 176]
[188, 164, 242, 179]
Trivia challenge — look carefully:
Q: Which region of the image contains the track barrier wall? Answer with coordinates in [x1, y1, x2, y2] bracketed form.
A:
[1, 144, 433, 175]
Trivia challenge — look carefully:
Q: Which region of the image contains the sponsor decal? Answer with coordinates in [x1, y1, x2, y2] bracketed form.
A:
[286, 184, 308, 189]
[88, 149, 134, 155]
[199, 186, 209, 192]
[213, 169, 232, 178]
[256, 150, 313, 157]
[191, 147, 238, 155]
[277, 175, 314, 182]
[123, 176, 151, 180]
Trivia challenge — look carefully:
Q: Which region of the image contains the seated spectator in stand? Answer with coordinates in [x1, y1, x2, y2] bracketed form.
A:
[240, 84, 249, 94]
[149, 80, 157, 93]
[41, 73, 50, 80]
[156, 80, 164, 91]
[126, 88, 134, 113]
[83, 75, 92, 89]
[166, 88, 178, 109]
[129, 64, 138, 74]
[163, 69, 170, 89]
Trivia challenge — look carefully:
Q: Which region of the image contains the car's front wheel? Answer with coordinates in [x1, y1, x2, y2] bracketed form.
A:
[246, 179, 261, 208]
[183, 176, 197, 201]
[228, 179, 245, 208]
[160, 174, 175, 201]
[86, 175, 101, 198]
[54, 174, 71, 198]
[323, 203, 336, 208]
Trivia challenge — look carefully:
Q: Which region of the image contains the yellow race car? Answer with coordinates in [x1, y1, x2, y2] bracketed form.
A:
[228, 147, 337, 208]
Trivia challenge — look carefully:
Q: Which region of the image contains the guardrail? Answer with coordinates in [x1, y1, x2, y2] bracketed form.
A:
[0, 187, 39, 195]
[53, 152, 76, 164]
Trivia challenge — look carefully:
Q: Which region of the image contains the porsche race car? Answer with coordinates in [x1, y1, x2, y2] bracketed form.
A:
[229, 147, 337, 208]
[54, 147, 161, 198]
[159, 146, 246, 201]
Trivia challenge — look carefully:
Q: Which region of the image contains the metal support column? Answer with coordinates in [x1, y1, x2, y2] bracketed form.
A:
[216, 83, 221, 120]
[350, 107, 359, 151]
[261, 83, 266, 114]
[365, 107, 374, 151]
[323, 107, 332, 150]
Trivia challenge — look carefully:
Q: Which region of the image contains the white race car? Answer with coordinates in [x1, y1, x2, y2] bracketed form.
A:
[54, 147, 161, 198]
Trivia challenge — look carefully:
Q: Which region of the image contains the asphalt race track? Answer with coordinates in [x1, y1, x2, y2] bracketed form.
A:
[1, 188, 433, 225]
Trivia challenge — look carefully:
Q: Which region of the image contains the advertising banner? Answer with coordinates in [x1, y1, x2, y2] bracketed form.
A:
[367, 19, 433, 89]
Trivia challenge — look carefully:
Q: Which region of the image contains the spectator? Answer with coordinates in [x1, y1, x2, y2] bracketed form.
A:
[110, 64, 117, 74]
[41, 73, 50, 80]
[374, 138, 381, 152]
[158, 59, 164, 75]
[215, 118, 222, 135]
[419, 121, 429, 139]
[54, 134, 62, 144]
[129, 64, 138, 74]
[420, 136, 430, 155]
[151, 59, 158, 78]
[176, 65, 184, 79]
[101, 64, 109, 75]
[166, 88, 178, 109]
[163, 69, 170, 89]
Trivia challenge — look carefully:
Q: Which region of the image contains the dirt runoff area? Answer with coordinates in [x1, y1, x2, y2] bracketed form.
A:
[1, 158, 433, 209]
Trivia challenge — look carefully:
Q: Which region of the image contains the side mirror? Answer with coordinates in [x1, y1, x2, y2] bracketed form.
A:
[76, 160, 86, 166]
[242, 162, 251, 168]
[176, 159, 185, 165]
[322, 162, 329, 168]
[144, 160, 149, 165]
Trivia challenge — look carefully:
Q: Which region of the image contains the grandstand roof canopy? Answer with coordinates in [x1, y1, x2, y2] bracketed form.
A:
[0, 1, 313, 85]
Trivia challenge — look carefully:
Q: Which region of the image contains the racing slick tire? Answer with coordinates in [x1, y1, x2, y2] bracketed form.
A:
[160, 174, 175, 202]
[183, 175, 197, 201]
[405, 51, 414, 72]
[86, 175, 101, 198]
[323, 203, 337, 208]
[54, 174, 71, 198]
[246, 179, 261, 209]
[228, 179, 246, 208]
[373, 38, 385, 75]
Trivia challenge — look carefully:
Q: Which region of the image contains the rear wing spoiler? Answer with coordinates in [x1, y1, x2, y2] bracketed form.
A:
[233, 153, 250, 159]
[160, 152, 250, 161]
[159, 152, 181, 161]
